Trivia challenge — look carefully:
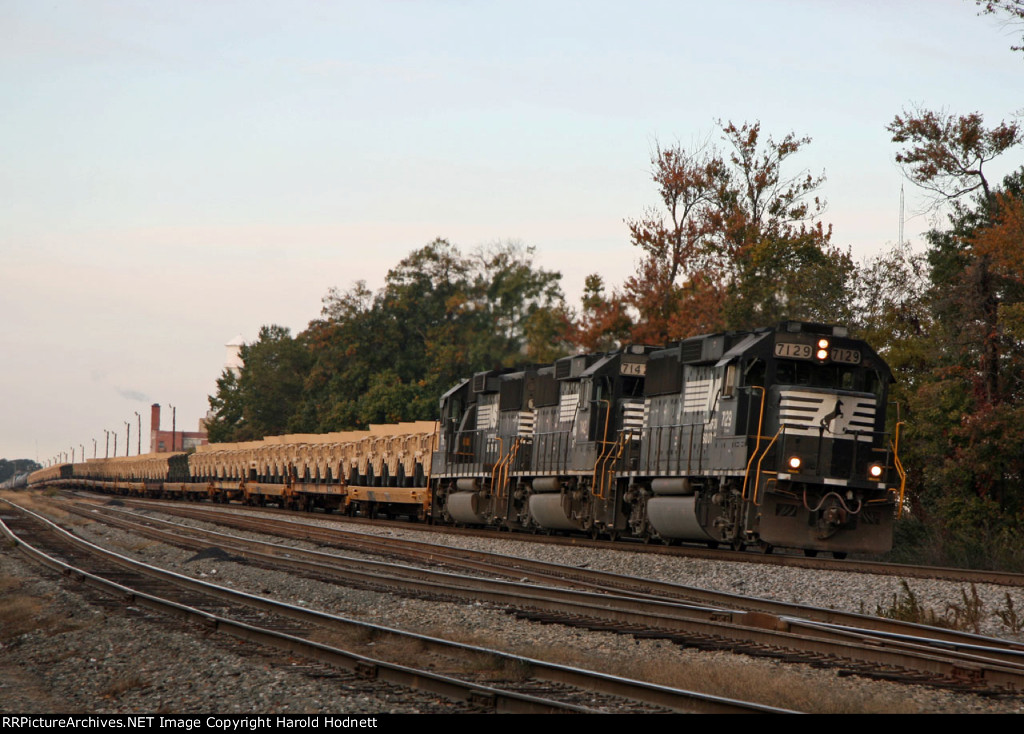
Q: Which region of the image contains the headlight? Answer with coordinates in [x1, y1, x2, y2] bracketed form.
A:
[869, 464, 884, 479]
[788, 456, 802, 470]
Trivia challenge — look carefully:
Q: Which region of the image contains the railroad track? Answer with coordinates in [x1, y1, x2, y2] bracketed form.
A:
[63, 489, 1024, 588]
[49, 496, 1024, 695]
[0, 498, 784, 714]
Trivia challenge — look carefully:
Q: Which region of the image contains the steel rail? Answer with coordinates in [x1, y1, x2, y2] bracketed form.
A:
[1, 499, 783, 714]
[99, 498, 1024, 658]
[62, 487, 1024, 587]
[60, 500, 1024, 693]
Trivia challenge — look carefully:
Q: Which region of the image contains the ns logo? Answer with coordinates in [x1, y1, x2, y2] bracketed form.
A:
[819, 397, 850, 435]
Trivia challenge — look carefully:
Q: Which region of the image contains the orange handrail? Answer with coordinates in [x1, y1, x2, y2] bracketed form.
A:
[741, 386, 767, 501]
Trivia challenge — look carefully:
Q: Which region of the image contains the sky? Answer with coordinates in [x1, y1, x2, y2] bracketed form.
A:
[1, 0, 1021, 464]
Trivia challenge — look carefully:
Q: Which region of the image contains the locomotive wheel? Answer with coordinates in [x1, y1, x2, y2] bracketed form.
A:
[832, 551, 848, 560]
[803, 549, 818, 558]
[758, 542, 774, 555]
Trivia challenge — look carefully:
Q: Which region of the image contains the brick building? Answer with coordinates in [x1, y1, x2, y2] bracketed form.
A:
[150, 404, 209, 454]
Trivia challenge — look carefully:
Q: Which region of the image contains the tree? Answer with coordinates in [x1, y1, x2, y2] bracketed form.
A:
[711, 121, 826, 266]
[298, 280, 393, 430]
[723, 224, 855, 328]
[622, 121, 851, 342]
[564, 273, 633, 351]
[241, 239, 571, 435]
[0, 458, 41, 483]
[206, 325, 312, 441]
[206, 367, 243, 443]
[888, 107, 1022, 204]
[886, 166, 1024, 567]
[889, 109, 1023, 403]
[974, 184, 1024, 369]
[976, 0, 1024, 53]
[624, 141, 724, 342]
[467, 240, 567, 367]
[853, 240, 932, 392]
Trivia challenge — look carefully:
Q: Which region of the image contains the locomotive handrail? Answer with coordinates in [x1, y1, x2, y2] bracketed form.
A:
[490, 436, 506, 497]
[592, 430, 631, 500]
[751, 425, 785, 506]
[504, 437, 523, 496]
[892, 421, 907, 518]
[639, 418, 714, 476]
[493, 437, 521, 501]
[740, 386, 767, 502]
[591, 399, 613, 498]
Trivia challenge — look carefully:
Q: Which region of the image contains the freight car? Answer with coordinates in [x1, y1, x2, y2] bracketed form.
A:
[28, 321, 904, 558]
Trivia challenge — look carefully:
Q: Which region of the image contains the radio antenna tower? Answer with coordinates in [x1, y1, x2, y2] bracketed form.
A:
[899, 184, 905, 246]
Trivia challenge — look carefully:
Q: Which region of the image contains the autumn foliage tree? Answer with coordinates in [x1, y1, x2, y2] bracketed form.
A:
[889, 107, 1022, 203]
[975, 0, 1024, 53]
[619, 140, 726, 344]
[565, 274, 633, 352]
[889, 108, 1022, 403]
[883, 106, 1024, 567]
[587, 121, 855, 348]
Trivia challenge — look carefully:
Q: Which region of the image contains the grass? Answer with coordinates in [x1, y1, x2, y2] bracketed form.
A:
[416, 625, 923, 713]
[101, 673, 150, 699]
[0, 489, 78, 525]
[0, 573, 94, 643]
[873, 579, 950, 628]
[873, 580, 1004, 636]
[874, 579, 1024, 641]
[997, 594, 1024, 635]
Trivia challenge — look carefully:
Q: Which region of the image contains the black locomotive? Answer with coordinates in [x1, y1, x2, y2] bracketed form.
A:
[431, 321, 902, 557]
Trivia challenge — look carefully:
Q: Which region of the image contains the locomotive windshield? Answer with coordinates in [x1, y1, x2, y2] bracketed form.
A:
[773, 361, 884, 396]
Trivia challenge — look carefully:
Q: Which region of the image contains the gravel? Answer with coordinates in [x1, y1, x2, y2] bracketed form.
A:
[4, 497, 1024, 714]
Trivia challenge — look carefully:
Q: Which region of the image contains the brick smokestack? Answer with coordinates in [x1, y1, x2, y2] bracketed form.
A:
[151, 404, 161, 454]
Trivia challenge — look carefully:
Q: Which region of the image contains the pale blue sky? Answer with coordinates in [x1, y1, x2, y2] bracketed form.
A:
[2, 0, 1021, 462]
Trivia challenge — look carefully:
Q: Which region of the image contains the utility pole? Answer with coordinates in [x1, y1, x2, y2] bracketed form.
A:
[169, 404, 176, 452]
